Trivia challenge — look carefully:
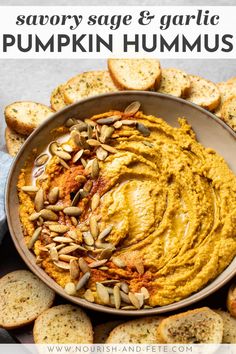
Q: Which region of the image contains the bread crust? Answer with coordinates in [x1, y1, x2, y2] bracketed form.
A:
[108, 59, 162, 91]
[5, 101, 53, 135]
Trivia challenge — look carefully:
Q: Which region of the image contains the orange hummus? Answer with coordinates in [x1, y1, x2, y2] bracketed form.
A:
[17, 109, 236, 308]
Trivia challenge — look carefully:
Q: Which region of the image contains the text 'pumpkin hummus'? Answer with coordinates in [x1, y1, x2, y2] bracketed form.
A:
[17, 101, 236, 309]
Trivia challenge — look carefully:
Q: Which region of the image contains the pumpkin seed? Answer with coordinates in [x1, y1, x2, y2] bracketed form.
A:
[54, 150, 71, 160]
[124, 101, 141, 115]
[134, 260, 144, 275]
[84, 289, 94, 302]
[96, 146, 108, 161]
[84, 180, 93, 193]
[75, 174, 87, 184]
[79, 257, 90, 273]
[91, 158, 99, 179]
[70, 217, 78, 227]
[98, 247, 113, 260]
[53, 236, 73, 243]
[35, 153, 49, 167]
[28, 227, 42, 249]
[71, 132, 89, 149]
[144, 305, 153, 309]
[28, 212, 41, 221]
[48, 187, 59, 204]
[69, 121, 87, 132]
[46, 205, 65, 212]
[58, 158, 70, 169]
[101, 144, 118, 154]
[96, 115, 121, 125]
[121, 306, 136, 310]
[63, 206, 82, 216]
[45, 242, 56, 249]
[49, 224, 70, 233]
[59, 254, 77, 262]
[49, 141, 60, 155]
[143, 141, 154, 148]
[53, 260, 70, 270]
[55, 244, 67, 251]
[99, 266, 109, 271]
[34, 188, 44, 212]
[70, 259, 80, 280]
[85, 118, 97, 127]
[136, 123, 150, 137]
[98, 225, 113, 241]
[87, 139, 101, 147]
[114, 285, 121, 309]
[50, 246, 58, 261]
[22, 185, 39, 193]
[120, 119, 136, 126]
[76, 272, 91, 291]
[95, 241, 115, 250]
[120, 282, 129, 294]
[113, 121, 123, 129]
[83, 231, 94, 246]
[96, 282, 110, 305]
[135, 292, 144, 308]
[40, 209, 58, 221]
[33, 168, 45, 178]
[112, 257, 126, 268]
[65, 117, 78, 127]
[120, 291, 131, 304]
[72, 149, 84, 163]
[80, 131, 88, 138]
[64, 282, 76, 295]
[140, 287, 150, 300]
[81, 158, 87, 168]
[128, 292, 141, 309]
[101, 280, 119, 285]
[87, 124, 93, 139]
[71, 190, 81, 206]
[89, 216, 99, 239]
[91, 193, 100, 211]
[88, 259, 108, 268]
[62, 144, 73, 153]
[100, 126, 115, 144]
[58, 245, 80, 255]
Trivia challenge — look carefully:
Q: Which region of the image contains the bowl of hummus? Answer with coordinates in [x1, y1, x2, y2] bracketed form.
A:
[5, 91, 236, 315]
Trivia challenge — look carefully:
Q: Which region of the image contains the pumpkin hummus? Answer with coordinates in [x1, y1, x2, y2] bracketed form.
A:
[17, 107, 236, 308]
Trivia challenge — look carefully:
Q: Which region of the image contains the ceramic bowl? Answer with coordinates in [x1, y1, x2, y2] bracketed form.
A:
[5, 91, 236, 316]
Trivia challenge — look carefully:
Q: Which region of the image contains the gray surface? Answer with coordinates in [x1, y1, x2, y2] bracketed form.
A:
[1, 58, 236, 152]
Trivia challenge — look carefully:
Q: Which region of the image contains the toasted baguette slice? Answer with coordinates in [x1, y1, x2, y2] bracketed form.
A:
[227, 283, 236, 317]
[33, 304, 93, 344]
[215, 82, 236, 117]
[63, 71, 119, 104]
[5, 101, 53, 135]
[108, 59, 161, 90]
[158, 68, 190, 98]
[5, 127, 27, 157]
[0, 270, 55, 329]
[94, 321, 123, 343]
[221, 95, 236, 131]
[226, 77, 236, 85]
[186, 75, 220, 111]
[214, 310, 236, 343]
[157, 307, 223, 344]
[106, 317, 163, 344]
[50, 84, 68, 111]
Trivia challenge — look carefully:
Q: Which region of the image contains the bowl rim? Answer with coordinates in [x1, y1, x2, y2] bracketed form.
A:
[5, 91, 236, 316]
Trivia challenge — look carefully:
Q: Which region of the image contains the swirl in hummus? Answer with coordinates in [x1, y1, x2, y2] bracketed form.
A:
[17, 104, 236, 309]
